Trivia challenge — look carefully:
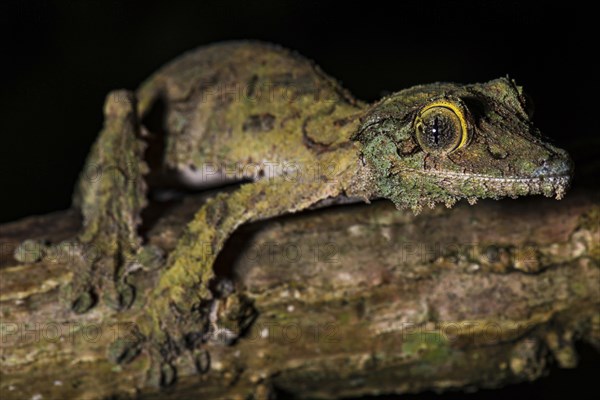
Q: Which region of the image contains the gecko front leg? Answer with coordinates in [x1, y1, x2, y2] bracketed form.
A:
[69, 90, 149, 312]
[143, 173, 345, 382]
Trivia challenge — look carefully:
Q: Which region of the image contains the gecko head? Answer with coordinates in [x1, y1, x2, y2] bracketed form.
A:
[354, 77, 573, 212]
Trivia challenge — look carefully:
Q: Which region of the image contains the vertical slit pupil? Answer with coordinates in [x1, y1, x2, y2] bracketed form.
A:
[433, 116, 440, 145]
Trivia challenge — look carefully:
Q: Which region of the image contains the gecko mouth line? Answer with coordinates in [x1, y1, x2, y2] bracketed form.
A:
[395, 169, 571, 199]
[403, 169, 572, 183]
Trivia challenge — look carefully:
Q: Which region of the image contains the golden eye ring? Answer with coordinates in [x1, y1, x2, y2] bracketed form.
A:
[414, 98, 470, 154]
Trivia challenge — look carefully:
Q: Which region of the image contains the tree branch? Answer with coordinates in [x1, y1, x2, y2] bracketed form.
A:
[1, 189, 598, 399]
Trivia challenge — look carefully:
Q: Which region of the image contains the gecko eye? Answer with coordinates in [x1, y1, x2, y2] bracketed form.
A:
[414, 99, 469, 154]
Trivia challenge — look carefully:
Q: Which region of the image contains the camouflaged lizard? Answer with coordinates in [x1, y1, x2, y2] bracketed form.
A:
[46, 41, 573, 384]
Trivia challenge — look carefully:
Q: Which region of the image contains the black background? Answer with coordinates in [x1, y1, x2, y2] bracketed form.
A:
[0, 1, 597, 399]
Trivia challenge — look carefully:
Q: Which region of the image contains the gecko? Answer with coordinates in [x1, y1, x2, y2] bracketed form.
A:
[43, 41, 574, 385]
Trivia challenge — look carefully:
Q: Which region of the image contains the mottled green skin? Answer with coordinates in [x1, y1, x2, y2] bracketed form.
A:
[136, 41, 364, 178]
[70, 41, 572, 384]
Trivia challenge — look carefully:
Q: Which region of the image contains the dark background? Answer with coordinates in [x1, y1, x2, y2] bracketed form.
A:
[0, 1, 596, 399]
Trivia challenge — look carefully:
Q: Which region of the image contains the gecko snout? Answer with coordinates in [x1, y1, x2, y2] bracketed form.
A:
[533, 151, 573, 178]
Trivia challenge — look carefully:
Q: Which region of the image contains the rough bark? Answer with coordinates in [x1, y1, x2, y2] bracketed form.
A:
[0, 188, 598, 399]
